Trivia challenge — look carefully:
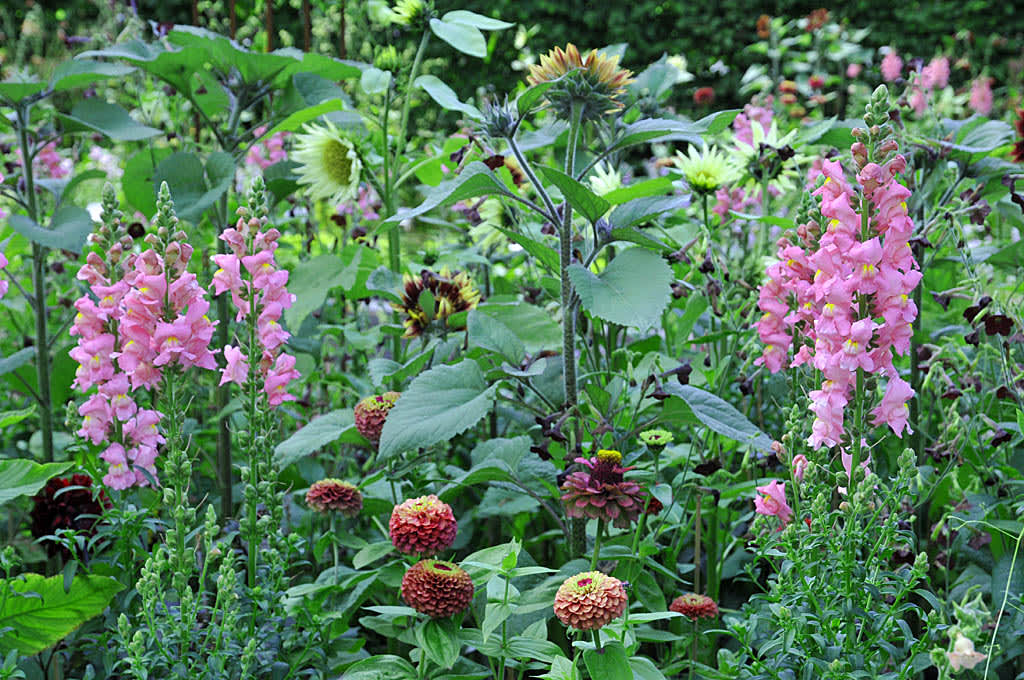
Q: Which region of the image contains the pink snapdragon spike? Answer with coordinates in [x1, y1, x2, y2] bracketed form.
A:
[754, 480, 793, 525]
[755, 132, 920, 450]
[245, 125, 290, 170]
[792, 453, 809, 481]
[969, 77, 993, 116]
[920, 56, 950, 90]
[209, 180, 300, 406]
[0, 251, 8, 299]
[70, 183, 219, 489]
[880, 51, 902, 82]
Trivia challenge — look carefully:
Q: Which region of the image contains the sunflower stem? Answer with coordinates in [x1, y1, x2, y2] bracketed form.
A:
[560, 101, 583, 418]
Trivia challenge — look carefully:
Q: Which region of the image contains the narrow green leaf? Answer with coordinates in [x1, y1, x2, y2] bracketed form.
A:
[663, 383, 772, 452]
[0, 406, 36, 429]
[610, 195, 689, 228]
[387, 162, 508, 224]
[415, 75, 481, 119]
[341, 655, 416, 680]
[441, 10, 514, 30]
[352, 542, 394, 570]
[516, 81, 554, 116]
[481, 602, 513, 643]
[538, 166, 609, 225]
[50, 60, 135, 91]
[0, 348, 35, 378]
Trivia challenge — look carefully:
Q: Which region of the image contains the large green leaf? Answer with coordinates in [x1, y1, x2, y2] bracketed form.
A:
[429, 17, 486, 58]
[538, 167, 609, 225]
[8, 205, 94, 253]
[0, 460, 74, 506]
[610, 195, 690, 228]
[59, 99, 161, 141]
[583, 642, 631, 679]
[0, 573, 123, 655]
[50, 60, 135, 92]
[415, 75, 481, 120]
[274, 409, 367, 469]
[153, 152, 234, 223]
[285, 249, 366, 327]
[476, 301, 561, 354]
[663, 383, 772, 452]
[417, 619, 461, 669]
[378, 360, 498, 460]
[468, 309, 525, 364]
[342, 655, 416, 680]
[568, 248, 673, 330]
[387, 162, 508, 224]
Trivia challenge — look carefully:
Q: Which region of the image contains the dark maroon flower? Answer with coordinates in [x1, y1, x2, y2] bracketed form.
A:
[30, 474, 110, 558]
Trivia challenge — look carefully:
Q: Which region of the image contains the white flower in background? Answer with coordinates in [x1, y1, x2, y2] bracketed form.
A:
[588, 163, 622, 196]
[947, 633, 986, 672]
[673, 144, 738, 195]
[292, 121, 362, 205]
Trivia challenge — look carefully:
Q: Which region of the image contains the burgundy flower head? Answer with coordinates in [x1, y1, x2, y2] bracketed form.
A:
[305, 479, 362, 517]
[560, 449, 647, 528]
[354, 391, 400, 445]
[401, 559, 474, 618]
[30, 474, 110, 558]
[389, 494, 457, 556]
[670, 593, 719, 620]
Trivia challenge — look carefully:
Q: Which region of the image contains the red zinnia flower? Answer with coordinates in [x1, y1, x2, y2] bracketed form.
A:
[401, 559, 474, 618]
[694, 87, 715, 105]
[30, 474, 110, 558]
[305, 478, 362, 516]
[354, 391, 400, 445]
[553, 571, 628, 630]
[389, 494, 457, 556]
[670, 593, 719, 620]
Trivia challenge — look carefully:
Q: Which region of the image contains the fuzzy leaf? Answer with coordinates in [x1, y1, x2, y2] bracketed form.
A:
[568, 248, 673, 330]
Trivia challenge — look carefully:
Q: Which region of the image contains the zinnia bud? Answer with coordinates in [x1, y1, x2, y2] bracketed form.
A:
[389, 495, 457, 556]
[305, 478, 362, 517]
[401, 559, 474, 618]
[553, 571, 628, 630]
[354, 391, 400, 445]
[670, 592, 719, 620]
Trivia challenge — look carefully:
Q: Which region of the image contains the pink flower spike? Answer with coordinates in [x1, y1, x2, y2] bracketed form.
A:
[101, 443, 136, 490]
[870, 376, 915, 436]
[792, 454, 809, 482]
[264, 353, 301, 407]
[220, 345, 249, 386]
[754, 480, 793, 525]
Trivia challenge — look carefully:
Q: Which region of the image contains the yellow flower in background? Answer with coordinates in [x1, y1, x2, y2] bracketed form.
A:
[673, 144, 738, 195]
[389, 0, 427, 26]
[526, 44, 635, 121]
[292, 121, 362, 205]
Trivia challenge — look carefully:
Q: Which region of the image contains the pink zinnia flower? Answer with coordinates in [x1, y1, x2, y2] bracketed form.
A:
[754, 480, 793, 525]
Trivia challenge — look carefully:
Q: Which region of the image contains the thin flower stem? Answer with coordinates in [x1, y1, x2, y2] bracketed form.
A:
[592, 628, 602, 652]
[560, 102, 584, 416]
[17, 105, 53, 462]
[590, 519, 605, 571]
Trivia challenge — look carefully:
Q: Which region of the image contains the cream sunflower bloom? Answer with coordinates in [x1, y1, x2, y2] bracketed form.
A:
[588, 162, 622, 196]
[293, 121, 362, 205]
[672, 144, 738, 195]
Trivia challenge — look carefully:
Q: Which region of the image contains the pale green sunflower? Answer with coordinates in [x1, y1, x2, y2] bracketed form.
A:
[672, 143, 739, 195]
[588, 162, 623, 197]
[292, 121, 362, 205]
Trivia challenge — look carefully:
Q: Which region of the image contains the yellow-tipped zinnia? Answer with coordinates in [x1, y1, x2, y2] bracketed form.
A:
[292, 121, 362, 205]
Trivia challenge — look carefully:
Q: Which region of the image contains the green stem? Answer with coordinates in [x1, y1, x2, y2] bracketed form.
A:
[560, 102, 584, 413]
[331, 514, 339, 587]
[590, 520, 605, 571]
[592, 628, 602, 652]
[17, 106, 53, 462]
